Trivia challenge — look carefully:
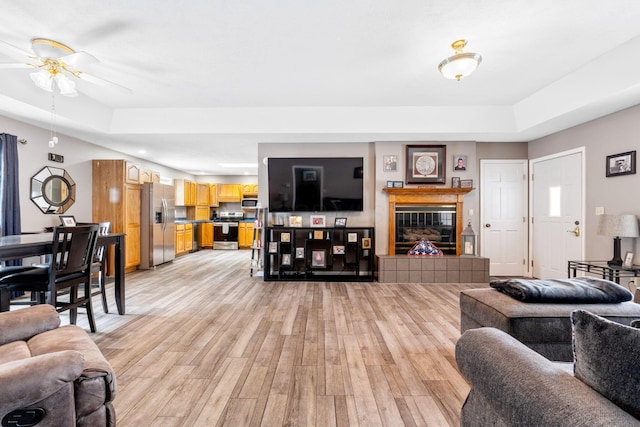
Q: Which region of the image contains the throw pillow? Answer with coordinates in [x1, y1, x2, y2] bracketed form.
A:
[407, 238, 443, 256]
[571, 310, 640, 418]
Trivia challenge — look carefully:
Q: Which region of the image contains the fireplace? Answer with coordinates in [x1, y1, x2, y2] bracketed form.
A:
[383, 187, 473, 255]
[395, 205, 456, 254]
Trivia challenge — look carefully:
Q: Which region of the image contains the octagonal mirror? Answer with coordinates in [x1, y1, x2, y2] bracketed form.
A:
[30, 166, 76, 214]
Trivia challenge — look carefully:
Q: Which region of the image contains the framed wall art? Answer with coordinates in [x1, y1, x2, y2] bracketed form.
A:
[383, 155, 398, 172]
[453, 155, 467, 171]
[405, 144, 446, 184]
[606, 150, 636, 177]
[334, 217, 347, 227]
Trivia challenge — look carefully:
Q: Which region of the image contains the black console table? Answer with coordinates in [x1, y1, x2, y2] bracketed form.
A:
[568, 260, 640, 285]
[264, 226, 374, 281]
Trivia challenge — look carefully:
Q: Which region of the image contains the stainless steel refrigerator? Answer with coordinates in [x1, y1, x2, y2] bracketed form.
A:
[140, 182, 176, 269]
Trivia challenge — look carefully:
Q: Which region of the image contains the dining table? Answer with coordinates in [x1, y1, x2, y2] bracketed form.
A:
[0, 232, 126, 314]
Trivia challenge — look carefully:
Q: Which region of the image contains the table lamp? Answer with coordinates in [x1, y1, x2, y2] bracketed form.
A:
[597, 214, 639, 266]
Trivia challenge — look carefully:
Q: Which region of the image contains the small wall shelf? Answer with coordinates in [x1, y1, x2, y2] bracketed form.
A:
[264, 226, 374, 281]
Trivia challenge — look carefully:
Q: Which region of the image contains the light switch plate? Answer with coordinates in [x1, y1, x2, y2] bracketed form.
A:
[595, 207, 605, 215]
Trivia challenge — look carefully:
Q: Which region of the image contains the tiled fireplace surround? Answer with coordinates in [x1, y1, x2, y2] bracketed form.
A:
[379, 187, 490, 284]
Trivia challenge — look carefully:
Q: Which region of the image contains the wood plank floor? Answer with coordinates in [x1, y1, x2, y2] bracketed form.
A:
[70, 250, 479, 426]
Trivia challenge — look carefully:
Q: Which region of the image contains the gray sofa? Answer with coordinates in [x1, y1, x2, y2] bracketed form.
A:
[456, 323, 640, 426]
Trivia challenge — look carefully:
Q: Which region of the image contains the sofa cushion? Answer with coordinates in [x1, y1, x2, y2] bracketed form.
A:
[0, 341, 31, 365]
[572, 309, 640, 419]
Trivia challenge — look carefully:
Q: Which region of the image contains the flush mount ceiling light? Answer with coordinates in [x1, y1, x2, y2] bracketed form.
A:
[438, 39, 482, 81]
[0, 38, 132, 96]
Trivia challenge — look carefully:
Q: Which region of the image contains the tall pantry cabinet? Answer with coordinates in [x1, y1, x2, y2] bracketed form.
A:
[92, 160, 141, 272]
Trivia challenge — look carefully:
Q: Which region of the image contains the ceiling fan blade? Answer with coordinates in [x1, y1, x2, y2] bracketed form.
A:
[0, 39, 33, 60]
[79, 71, 132, 95]
[61, 51, 99, 68]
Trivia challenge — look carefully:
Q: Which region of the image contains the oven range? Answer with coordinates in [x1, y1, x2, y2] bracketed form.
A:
[213, 211, 243, 250]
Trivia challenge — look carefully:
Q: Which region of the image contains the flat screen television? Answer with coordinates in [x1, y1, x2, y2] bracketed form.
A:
[268, 157, 364, 212]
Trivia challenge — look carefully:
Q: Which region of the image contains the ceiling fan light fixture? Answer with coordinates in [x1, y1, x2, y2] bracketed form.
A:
[55, 74, 78, 97]
[438, 39, 482, 81]
[30, 70, 53, 92]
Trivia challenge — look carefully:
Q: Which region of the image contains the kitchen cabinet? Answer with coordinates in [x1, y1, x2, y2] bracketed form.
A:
[92, 159, 141, 272]
[174, 179, 197, 206]
[140, 169, 153, 183]
[198, 222, 214, 248]
[152, 171, 161, 183]
[209, 184, 219, 207]
[125, 162, 141, 184]
[238, 222, 255, 249]
[194, 206, 210, 220]
[175, 223, 193, 255]
[176, 224, 185, 254]
[185, 223, 193, 252]
[218, 184, 242, 202]
[242, 184, 259, 196]
[196, 183, 210, 205]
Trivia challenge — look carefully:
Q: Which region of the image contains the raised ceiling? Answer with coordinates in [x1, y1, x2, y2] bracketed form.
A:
[1, 1, 640, 175]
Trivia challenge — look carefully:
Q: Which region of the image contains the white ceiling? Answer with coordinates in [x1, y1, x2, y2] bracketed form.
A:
[1, 0, 640, 175]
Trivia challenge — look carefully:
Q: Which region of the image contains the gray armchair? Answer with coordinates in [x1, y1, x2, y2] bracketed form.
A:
[0, 305, 116, 426]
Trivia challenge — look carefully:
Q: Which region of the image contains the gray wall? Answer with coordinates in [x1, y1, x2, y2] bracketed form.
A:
[529, 104, 640, 260]
[1, 116, 192, 233]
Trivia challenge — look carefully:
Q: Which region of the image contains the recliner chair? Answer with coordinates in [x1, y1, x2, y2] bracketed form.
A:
[0, 304, 116, 426]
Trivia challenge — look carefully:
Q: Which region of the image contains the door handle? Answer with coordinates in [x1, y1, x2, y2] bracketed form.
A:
[484, 224, 491, 228]
[567, 226, 580, 237]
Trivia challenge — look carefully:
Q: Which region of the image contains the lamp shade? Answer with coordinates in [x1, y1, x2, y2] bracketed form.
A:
[597, 214, 640, 238]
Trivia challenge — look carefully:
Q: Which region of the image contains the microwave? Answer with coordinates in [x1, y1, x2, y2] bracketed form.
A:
[241, 198, 260, 209]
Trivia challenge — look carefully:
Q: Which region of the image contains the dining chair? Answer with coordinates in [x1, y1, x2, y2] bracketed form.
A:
[0, 224, 100, 332]
[91, 221, 111, 313]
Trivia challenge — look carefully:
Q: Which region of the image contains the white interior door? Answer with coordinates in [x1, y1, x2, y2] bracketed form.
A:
[531, 149, 584, 279]
[480, 160, 528, 276]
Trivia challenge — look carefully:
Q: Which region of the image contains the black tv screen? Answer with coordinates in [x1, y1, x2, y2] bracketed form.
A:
[268, 157, 364, 212]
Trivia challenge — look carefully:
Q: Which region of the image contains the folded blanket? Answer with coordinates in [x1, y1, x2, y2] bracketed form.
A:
[490, 277, 633, 303]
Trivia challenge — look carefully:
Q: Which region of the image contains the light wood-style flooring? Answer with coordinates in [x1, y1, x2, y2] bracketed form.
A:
[71, 250, 479, 426]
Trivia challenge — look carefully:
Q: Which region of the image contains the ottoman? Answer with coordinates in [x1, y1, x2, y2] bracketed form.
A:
[460, 287, 640, 361]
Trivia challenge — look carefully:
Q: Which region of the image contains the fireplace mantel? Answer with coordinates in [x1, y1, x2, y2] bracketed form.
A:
[383, 187, 474, 255]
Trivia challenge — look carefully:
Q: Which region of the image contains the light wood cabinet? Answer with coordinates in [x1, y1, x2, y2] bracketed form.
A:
[174, 179, 197, 206]
[218, 184, 242, 202]
[242, 184, 259, 196]
[209, 184, 219, 207]
[196, 183, 210, 205]
[175, 223, 194, 256]
[238, 222, 254, 249]
[125, 162, 141, 184]
[140, 169, 153, 183]
[176, 224, 185, 254]
[198, 222, 214, 248]
[185, 224, 193, 252]
[194, 206, 210, 220]
[92, 159, 141, 272]
[152, 171, 161, 183]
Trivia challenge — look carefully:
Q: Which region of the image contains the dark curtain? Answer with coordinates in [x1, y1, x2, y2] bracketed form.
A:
[0, 133, 21, 238]
[0, 133, 22, 283]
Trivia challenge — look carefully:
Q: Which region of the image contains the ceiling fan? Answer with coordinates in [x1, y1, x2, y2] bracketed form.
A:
[0, 38, 131, 97]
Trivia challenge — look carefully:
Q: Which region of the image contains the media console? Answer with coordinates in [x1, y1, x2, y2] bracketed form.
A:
[264, 226, 374, 281]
